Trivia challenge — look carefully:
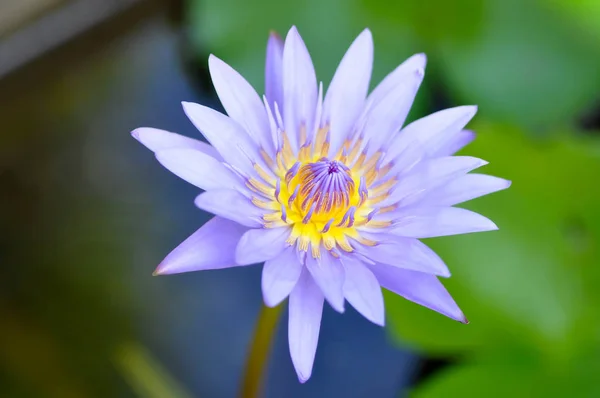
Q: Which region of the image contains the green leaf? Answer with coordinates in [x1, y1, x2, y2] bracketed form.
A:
[186, 0, 429, 118]
[411, 344, 600, 397]
[436, 0, 600, 129]
[386, 123, 600, 355]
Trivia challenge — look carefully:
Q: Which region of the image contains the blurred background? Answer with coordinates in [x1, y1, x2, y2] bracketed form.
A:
[1, 0, 599, 397]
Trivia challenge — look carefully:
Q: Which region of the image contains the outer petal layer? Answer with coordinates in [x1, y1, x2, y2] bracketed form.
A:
[288, 268, 324, 383]
[306, 250, 345, 313]
[385, 156, 488, 206]
[355, 233, 450, 277]
[323, 28, 373, 155]
[209, 55, 273, 154]
[389, 206, 498, 238]
[265, 32, 284, 111]
[341, 257, 384, 326]
[361, 53, 426, 152]
[419, 174, 512, 207]
[155, 148, 242, 192]
[282, 26, 317, 152]
[194, 190, 264, 228]
[262, 247, 303, 307]
[387, 106, 477, 161]
[369, 263, 467, 323]
[235, 227, 290, 265]
[154, 216, 248, 275]
[132, 127, 221, 160]
[182, 102, 266, 176]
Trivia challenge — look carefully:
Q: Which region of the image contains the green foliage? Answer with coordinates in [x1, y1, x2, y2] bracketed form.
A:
[188, 0, 600, 395]
[387, 126, 600, 395]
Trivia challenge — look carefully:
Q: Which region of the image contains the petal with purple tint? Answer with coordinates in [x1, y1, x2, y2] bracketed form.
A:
[265, 32, 284, 111]
[368, 263, 467, 323]
[208, 55, 273, 154]
[154, 216, 248, 275]
[305, 250, 345, 313]
[155, 148, 243, 192]
[360, 53, 426, 152]
[288, 268, 324, 383]
[323, 29, 373, 155]
[355, 233, 450, 277]
[235, 227, 291, 265]
[283, 26, 317, 152]
[182, 102, 265, 176]
[194, 190, 264, 228]
[387, 106, 477, 161]
[132, 127, 221, 160]
[433, 129, 476, 157]
[341, 257, 384, 326]
[419, 174, 512, 207]
[262, 247, 303, 307]
[390, 206, 498, 238]
[384, 156, 488, 206]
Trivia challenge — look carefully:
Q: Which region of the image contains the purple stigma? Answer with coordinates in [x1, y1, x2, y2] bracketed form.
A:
[322, 218, 335, 233]
[302, 202, 316, 224]
[288, 185, 299, 208]
[275, 179, 281, 203]
[337, 206, 356, 228]
[296, 159, 355, 214]
[285, 162, 301, 186]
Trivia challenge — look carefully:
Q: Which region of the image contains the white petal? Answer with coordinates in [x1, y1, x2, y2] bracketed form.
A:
[360, 53, 426, 152]
[155, 148, 242, 191]
[323, 29, 373, 155]
[182, 102, 263, 176]
[305, 250, 345, 313]
[288, 268, 324, 383]
[235, 227, 290, 265]
[341, 257, 384, 326]
[132, 128, 221, 160]
[265, 32, 285, 111]
[262, 247, 303, 307]
[354, 233, 450, 277]
[209, 55, 273, 154]
[390, 206, 498, 238]
[283, 26, 318, 153]
[432, 129, 476, 157]
[384, 156, 488, 206]
[369, 263, 467, 323]
[387, 106, 477, 161]
[420, 174, 512, 206]
[154, 216, 248, 275]
[194, 190, 264, 228]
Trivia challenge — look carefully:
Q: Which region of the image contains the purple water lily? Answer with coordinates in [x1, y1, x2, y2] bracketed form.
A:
[133, 26, 510, 382]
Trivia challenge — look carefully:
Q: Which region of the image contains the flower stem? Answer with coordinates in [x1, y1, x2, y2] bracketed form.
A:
[239, 303, 283, 398]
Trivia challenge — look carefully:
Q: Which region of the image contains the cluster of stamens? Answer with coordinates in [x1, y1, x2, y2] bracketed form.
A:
[244, 101, 395, 257]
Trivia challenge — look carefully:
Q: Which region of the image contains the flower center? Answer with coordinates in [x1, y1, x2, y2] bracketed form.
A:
[296, 159, 354, 215]
[252, 127, 390, 258]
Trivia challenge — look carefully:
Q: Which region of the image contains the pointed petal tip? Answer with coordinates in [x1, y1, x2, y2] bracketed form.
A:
[358, 27, 373, 40]
[414, 52, 427, 66]
[460, 105, 478, 119]
[269, 30, 282, 40]
[298, 372, 311, 383]
[286, 25, 300, 39]
[370, 315, 385, 327]
[440, 270, 452, 278]
[153, 265, 165, 276]
[131, 128, 140, 140]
